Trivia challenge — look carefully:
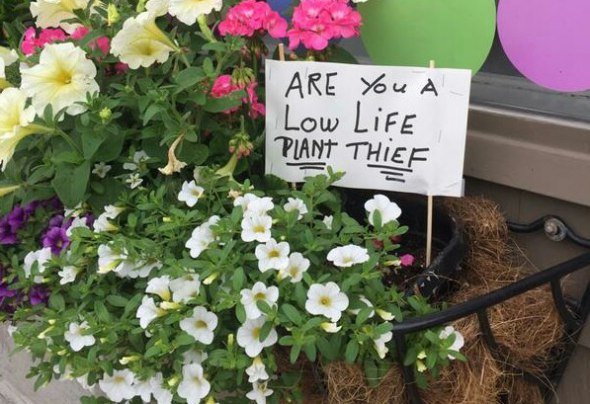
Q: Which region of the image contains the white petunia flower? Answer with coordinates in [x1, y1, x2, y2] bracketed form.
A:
[246, 357, 269, 383]
[169, 0, 223, 26]
[92, 162, 112, 178]
[21, 43, 99, 117]
[364, 194, 402, 226]
[120, 259, 162, 279]
[235, 194, 274, 217]
[323, 215, 334, 230]
[0, 88, 38, 171]
[30, 0, 89, 32]
[136, 296, 165, 329]
[240, 282, 279, 320]
[66, 216, 89, 237]
[150, 373, 173, 404]
[349, 296, 374, 318]
[98, 369, 136, 403]
[178, 180, 205, 207]
[146, 276, 172, 301]
[97, 244, 129, 274]
[439, 326, 465, 360]
[177, 364, 211, 404]
[373, 331, 393, 359]
[64, 321, 95, 352]
[182, 349, 208, 365]
[0, 47, 18, 68]
[146, 0, 170, 16]
[179, 306, 218, 345]
[111, 12, 178, 69]
[237, 317, 278, 358]
[278, 252, 310, 283]
[305, 282, 349, 322]
[241, 214, 272, 243]
[58, 265, 80, 285]
[23, 247, 52, 283]
[126, 173, 143, 189]
[246, 381, 274, 404]
[170, 274, 201, 303]
[283, 197, 308, 220]
[93, 205, 124, 233]
[185, 215, 219, 258]
[327, 245, 370, 268]
[123, 150, 150, 171]
[255, 239, 290, 272]
[375, 309, 395, 321]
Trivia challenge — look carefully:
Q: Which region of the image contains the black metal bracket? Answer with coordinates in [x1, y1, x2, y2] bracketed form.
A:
[392, 216, 590, 404]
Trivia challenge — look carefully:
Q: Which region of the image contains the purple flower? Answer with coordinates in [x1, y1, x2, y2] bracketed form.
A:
[7, 206, 27, 231]
[23, 201, 40, 216]
[29, 286, 49, 306]
[0, 218, 18, 245]
[0, 283, 17, 298]
[42, 226, 70, 255]
[48, 215, 65, 228]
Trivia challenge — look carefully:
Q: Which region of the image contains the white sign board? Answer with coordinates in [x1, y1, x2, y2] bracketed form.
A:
[265, 60, 472, 197]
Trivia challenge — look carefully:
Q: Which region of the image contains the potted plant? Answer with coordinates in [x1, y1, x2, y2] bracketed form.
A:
[0, 1, 467, 403]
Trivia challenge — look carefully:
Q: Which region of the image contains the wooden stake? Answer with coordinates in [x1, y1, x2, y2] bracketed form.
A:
[278, 43, 286, 62]
[426, 60, 436, 267]
[277, 44, 297, 190]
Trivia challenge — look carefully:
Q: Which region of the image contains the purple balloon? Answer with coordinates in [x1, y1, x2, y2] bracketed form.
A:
[498, 0, 590, 92]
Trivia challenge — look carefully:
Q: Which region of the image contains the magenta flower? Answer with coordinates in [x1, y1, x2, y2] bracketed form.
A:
[71, 27, 111, 55]
[288, 0, 361, 51]
[219, 0, 288, 39]
[210, 75, 265, 118]
[21, 27, 67, 56]
[399, 254, 415, 267]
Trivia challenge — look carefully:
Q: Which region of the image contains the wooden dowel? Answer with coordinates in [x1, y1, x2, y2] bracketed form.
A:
[278, 43, 286, 62]
[426, 60, 435, 267]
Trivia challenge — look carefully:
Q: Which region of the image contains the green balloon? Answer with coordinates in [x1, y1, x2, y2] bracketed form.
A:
[359, 0, 496, 74]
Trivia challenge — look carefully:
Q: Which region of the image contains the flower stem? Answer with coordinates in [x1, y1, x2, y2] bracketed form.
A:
[198, 15, 217, 43]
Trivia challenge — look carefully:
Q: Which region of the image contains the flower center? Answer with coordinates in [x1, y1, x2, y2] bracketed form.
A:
[289, 267, 299, 276]
[254, 292, 266, 300]
[252, 327, 261, 339]
[253, 225, 266, 233]
[320, 296, 331, 306]
[268, 249, 280, 258]
[195, 320, 208, 329]
[191, 189, 202, 197]
[53, 66, 73, 85]
[114, 376, 126, 384]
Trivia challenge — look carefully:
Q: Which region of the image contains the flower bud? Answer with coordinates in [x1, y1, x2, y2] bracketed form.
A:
[37, 326, 54, 339]
[119, 355, 141, 365]
[57, 349, 67, 356]
[163, 216, 172, 223]
[417, 350, 427, 360]
[416, 360, 427, 373]
[231, 66, 255, 87]
[167, 375, 180, 387]
[227, 333, 235, 349]
[376, 309, 395, 321]
[160, 301, 181, 310]
[320, 322, 342, 333]
[48, 319, 56, 325]
[107, 4, 121, 26]
[203, 273, 219, 285]
[99, 107, 112, 122]
[0, 184, 20, 197]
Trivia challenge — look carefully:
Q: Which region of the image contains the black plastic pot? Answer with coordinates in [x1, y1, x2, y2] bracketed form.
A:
[341, 190, 467, 299]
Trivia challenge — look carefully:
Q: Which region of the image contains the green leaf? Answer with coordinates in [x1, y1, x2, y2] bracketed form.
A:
[49, 294, 65, 311]
[232, 267, 245, 291]
[106, 295, 128, 308]
[94, 301, 111, 323]
[303, 342, 317, 362]
[203, 90, 245, 113]
[256, 300, 273, 315]
[259, 320, 273, 342]
[51, 161, 90, 207]
[355, 307, 373, 326]
[177, 142, 209, 165]
[82, 130, 107, 159]
[327, 46, 359, 65]
[175, 333, 196, 347]
[174, 67, 205, 93]
[289, 344, 301, 364]
[281, 304, 302, 325]
[345, 340, 360, 363]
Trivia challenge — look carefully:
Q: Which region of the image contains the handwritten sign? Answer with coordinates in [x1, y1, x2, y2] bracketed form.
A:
[265, 60, 472, 197]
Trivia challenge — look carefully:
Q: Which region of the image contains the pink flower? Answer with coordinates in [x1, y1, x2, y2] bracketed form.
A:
[21, 27, 67, 56]
[219, 0, 287, 39]
[288, 0, 361, 51]
[71, 27, 111, 55]
[399, 254, 415, 267]
[210, 75, 265, 118]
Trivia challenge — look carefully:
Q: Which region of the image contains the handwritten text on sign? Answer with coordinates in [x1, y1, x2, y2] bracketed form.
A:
[265, 60, 472, 197]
